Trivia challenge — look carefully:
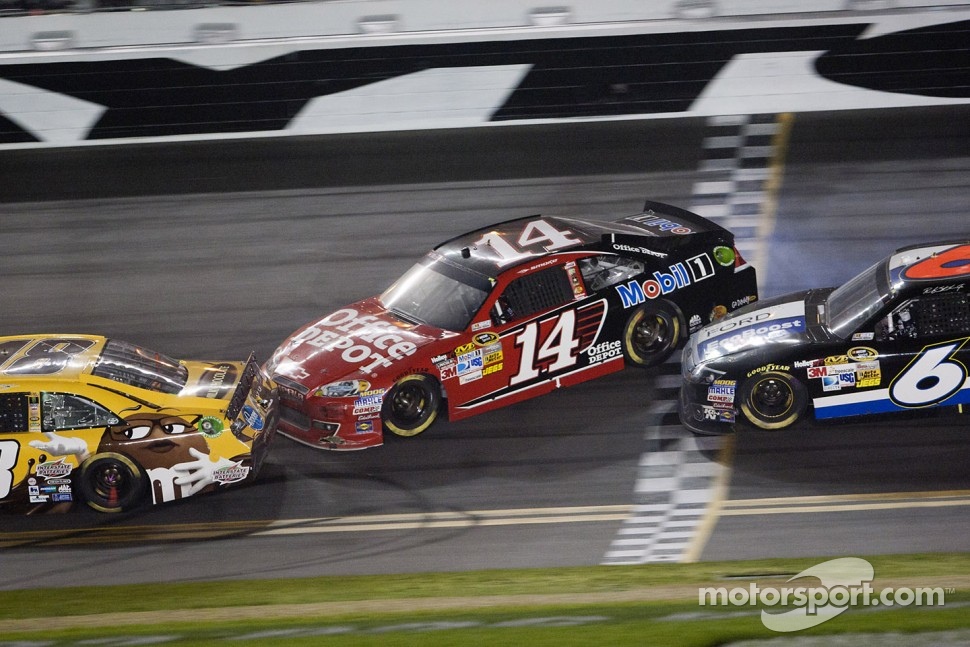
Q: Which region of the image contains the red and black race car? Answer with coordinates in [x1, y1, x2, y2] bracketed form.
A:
[266, 200, 758, 450]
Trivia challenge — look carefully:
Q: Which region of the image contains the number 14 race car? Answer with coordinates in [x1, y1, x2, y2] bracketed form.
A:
[680, 240, 970, 434]
[267, 200, 758, 450]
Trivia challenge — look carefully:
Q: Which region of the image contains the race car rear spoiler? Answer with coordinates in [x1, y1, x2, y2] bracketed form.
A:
[609, 200, 735, 254]
[226, 352, 259, 421]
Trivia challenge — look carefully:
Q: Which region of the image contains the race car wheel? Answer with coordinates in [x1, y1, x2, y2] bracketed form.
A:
[739, 371, 808, 430]
[382, 373, 441, 438]
[78, 453, 148, 513]
[622, 302, 682, 367]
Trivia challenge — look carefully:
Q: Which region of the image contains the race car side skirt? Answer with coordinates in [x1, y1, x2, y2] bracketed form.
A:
[813, 381, 970, 420]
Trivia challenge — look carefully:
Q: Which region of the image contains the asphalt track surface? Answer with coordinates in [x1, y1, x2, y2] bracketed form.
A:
[0, 107, 969, 589]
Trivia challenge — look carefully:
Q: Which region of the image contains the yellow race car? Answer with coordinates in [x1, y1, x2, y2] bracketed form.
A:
[0, 334, 278, 513]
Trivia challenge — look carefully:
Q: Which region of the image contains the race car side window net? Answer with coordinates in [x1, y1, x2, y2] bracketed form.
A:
[876, 292, 970, 341]
[0, 393, 29, 433]
[493, 265, 575, 325]
[917, 292, 970, 337]
[41, 392, 121, 433]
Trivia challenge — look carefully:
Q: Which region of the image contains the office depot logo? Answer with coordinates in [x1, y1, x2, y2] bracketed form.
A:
[698, 558, 946, 632]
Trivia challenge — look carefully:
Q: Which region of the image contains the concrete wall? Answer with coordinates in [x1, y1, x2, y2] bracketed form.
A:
[1, 1, 969, 149]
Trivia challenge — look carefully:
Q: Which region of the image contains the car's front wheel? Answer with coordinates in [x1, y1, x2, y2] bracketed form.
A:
[382, 373, 441, 438]
[738, 371, 808, 430]
[622, 302, 682, 367]
[77, 453, 148, 513]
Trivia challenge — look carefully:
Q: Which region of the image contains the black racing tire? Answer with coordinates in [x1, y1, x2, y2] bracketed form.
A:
[382, 373, 441, 438]
[77, 453, 148, 513]
[622, 301, 682, 367]
[738, 371, 808, 430]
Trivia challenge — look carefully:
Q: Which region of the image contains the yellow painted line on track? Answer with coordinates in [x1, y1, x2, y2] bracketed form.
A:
[262, 504, 633, 528]
[749, 111, 795, 291]
[681, 434, 735, 563]
[721, 489, 970, 516]
[6, 489, 967, 548]
[256, 505, 633, 536]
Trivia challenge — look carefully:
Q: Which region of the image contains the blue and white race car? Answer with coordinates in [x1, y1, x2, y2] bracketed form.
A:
[679, 241, 970, 433]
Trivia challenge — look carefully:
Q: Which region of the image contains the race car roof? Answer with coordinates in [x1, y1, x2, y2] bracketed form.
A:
[0, 334, 107, 381]
[888, 240, 970, 283]
[432, 201, 727, 278]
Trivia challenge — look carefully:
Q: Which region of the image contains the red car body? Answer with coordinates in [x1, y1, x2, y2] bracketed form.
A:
[267, 202, 758, 449]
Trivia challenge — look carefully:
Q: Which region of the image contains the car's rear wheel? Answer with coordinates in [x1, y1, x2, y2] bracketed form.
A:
[622, 302, 682, 367]
[382, 373, 441, 438]
[739, 371, 808, 430]
[77, 453, 148, 513]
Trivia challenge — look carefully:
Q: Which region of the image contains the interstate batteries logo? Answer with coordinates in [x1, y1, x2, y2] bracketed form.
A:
[698, 557, 946, 632]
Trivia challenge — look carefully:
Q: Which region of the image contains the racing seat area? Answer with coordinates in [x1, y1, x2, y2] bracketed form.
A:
[578, 255, 644, 292]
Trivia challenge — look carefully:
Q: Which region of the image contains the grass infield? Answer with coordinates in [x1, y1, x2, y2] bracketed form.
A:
[1, 553, 967, 645]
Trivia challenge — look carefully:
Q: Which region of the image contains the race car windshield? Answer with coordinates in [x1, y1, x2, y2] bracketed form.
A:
[92, 339, 189, 394]
[825, 260, 892, 338]
[380, 259, 490, 332]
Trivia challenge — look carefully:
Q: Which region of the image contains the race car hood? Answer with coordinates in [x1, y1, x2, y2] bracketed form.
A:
[689, 291, 814, 363]
[179, 360, 248, 400]
[267, 296, 441, 391]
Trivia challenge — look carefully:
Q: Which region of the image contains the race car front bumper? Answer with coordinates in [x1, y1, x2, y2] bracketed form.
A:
[276, 400, 383, 450]
[678, 383, 736, 436]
